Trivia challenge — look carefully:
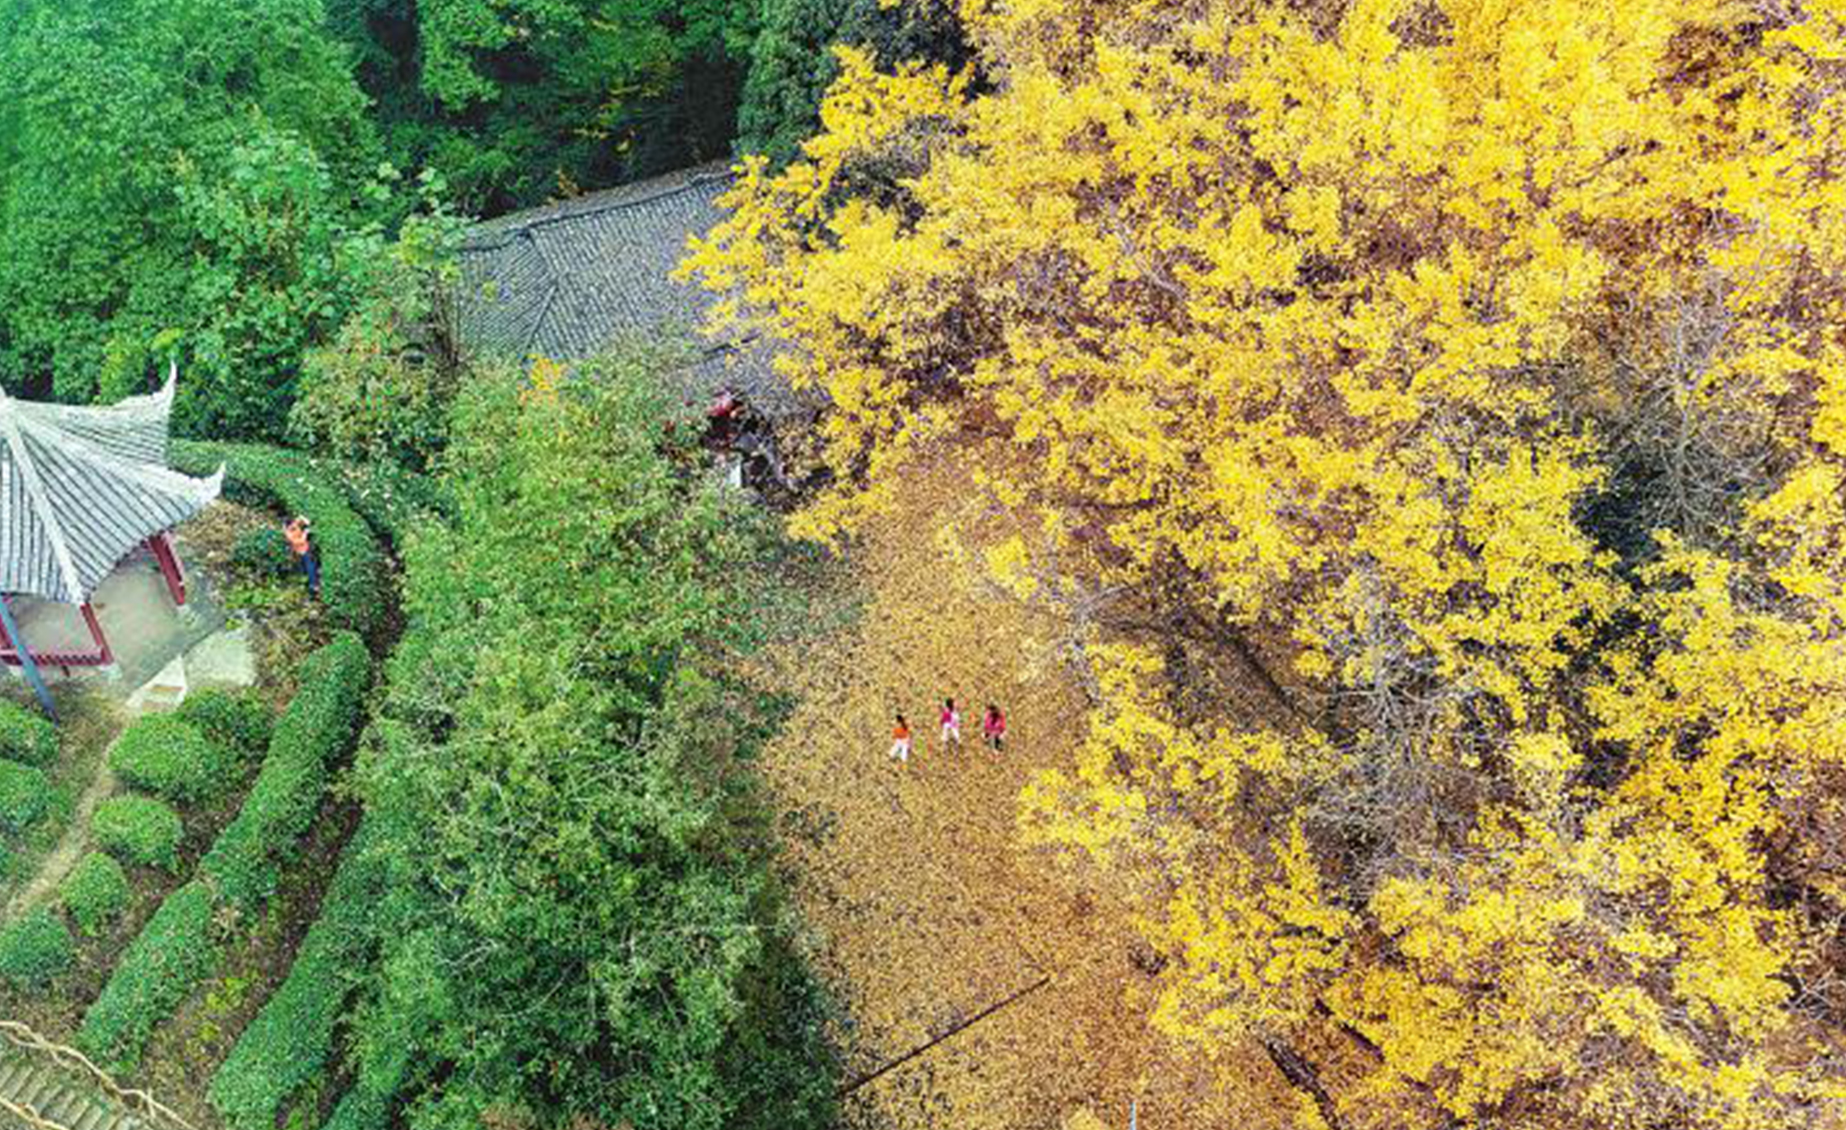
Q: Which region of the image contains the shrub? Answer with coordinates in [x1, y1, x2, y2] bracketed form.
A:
[0, 760, 49, 834]
[92, 795, 184, 872]
[78, 881, 216, 1072]
[171, 441, 387, 637]
[0, 907, 73, 987]
[201, 633, 370, 909]
[108, 714, 231, 805]
[177, 689, 274, 759]
[321, 1085, 393, 1130]
[210, 824, 382, 1130]
[60, 852, 130, 936]
[231, 527, 296, 577]
[0, 700, 58, 767]
[327, 461, 453, 551]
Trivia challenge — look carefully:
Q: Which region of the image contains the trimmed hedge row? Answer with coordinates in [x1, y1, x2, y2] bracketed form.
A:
[108, 714, 232, 805]
[78, 635, 373, 1073]
[0, 760, 47, 834]
[201, 632, 370, 909]
[321, 1083, 392, 1130]
[170, 441, 387, 636]
[176, 689, 274, 759]
[0, 699, 57, 767]
[210, 823, 383, 1130]
[61, 851, 130, 936]
[92, 795, 184, 872]
[0, 907, 73, 987]
[325, 460, 453, 551]
[76, 881, 215, 1071]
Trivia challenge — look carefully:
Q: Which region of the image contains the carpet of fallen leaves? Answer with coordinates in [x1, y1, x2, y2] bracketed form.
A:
[750, 445, 1302, 1129]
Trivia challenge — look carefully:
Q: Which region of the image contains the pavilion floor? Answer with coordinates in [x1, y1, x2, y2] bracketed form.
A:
[8, 547, 226, 690]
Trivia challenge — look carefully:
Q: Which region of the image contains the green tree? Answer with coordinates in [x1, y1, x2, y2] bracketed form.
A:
[736, 0, 969, 168]
[0, 0, 379, 438]
[329, 0, 759, 214]
[289, 173, 471, 471]
[343, 352, 838, 1129]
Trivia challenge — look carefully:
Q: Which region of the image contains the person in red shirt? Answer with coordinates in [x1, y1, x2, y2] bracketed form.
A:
[983, 704, 1006, 753]
[888, 713, 912, 764]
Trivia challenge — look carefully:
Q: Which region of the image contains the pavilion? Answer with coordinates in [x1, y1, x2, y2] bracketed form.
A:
[0, 370, 222, 673]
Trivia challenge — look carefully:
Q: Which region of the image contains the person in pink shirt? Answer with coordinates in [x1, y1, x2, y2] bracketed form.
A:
[983, 703, 1006, 753]
[940, 697, 962, 747]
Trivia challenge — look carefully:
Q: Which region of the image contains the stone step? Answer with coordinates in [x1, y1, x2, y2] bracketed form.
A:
[0, 1055, 136, 1130]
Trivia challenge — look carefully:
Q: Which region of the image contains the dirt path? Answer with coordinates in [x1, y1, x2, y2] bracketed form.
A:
[5, 762, 117, 921]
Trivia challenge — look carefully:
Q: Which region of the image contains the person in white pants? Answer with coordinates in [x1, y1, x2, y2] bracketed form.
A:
[940, 697, 962, 747]
[889, 713, 912, 763]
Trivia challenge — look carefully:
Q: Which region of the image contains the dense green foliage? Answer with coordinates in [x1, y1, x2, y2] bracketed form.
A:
[78, 880, 216, 1071]
[289, 201, 470, 472]
[91, 795, 185, 872]
[337, 355, 836, 1129]
[330, 0, 757, 213]
[736, 0, 968, 167]
[0, 0, 379, 439]
[210, 823, 383, 1130]
[0, 760, 48, 835]
[0, 907, 73, 988]
[0, 700, 58, 768]
[108, 714, 232, 806]
[231, 528, 298, 579]
[172, 442, 388, 637]
[325, 460, 455, 550]
[201, 633, 370, 910]
[60, 851, 130, 937]
[176, 691, 275, 760]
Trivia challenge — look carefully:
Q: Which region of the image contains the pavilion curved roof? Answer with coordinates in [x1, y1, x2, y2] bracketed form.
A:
[0, 368, 223, 605]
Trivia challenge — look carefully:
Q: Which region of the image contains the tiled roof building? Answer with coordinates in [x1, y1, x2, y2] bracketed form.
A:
[454, 162, 808, 422]
[0, 373, 220, 606]
[0, 368, 219, 672]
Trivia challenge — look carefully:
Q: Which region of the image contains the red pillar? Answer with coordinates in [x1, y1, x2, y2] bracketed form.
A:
[149, 532, 187, 606]
[79, 603, 113, 665]
[0, 596, 19, 661]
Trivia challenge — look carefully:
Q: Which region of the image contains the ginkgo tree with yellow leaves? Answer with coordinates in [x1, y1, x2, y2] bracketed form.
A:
[688, 0, 1846, 1126]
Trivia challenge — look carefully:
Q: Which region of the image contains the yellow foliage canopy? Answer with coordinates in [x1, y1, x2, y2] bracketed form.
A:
[688, 1, 1846, 1125]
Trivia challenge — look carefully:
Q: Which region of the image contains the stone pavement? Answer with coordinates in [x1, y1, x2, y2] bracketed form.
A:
[4, 548, 252, 711]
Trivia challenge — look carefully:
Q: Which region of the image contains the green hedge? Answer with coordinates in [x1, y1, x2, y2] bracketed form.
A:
[0, 700, 57, 767]
[79, 634, 373, 1076]
[0, 760, 48, 834]
[321, 1084, 392, 1130]
[171, 441, 387, 636]
[61, 851, 130, 936]
[92, 795, 184, 872]
[326, 460, 453, 550]
[210, 824, 382, 1130]
[176, 690, 274, 760]
[108, 714, 232, 805]
[201, 633, 370, 909]
[77, 881, 216, 1072]
[0, 907, 73, 987]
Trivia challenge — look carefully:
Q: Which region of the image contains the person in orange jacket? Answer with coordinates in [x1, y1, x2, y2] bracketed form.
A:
[888, 713, 912, 764]
[284, 515, 319, 599]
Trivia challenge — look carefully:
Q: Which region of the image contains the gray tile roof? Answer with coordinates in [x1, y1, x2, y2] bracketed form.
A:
[0, 370, 223, 604]
[455, 163, 812, 421]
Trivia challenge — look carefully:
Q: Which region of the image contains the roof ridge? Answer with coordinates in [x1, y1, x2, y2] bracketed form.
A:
[0, 398, 84, 605]
[461, 165, 735, 253]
